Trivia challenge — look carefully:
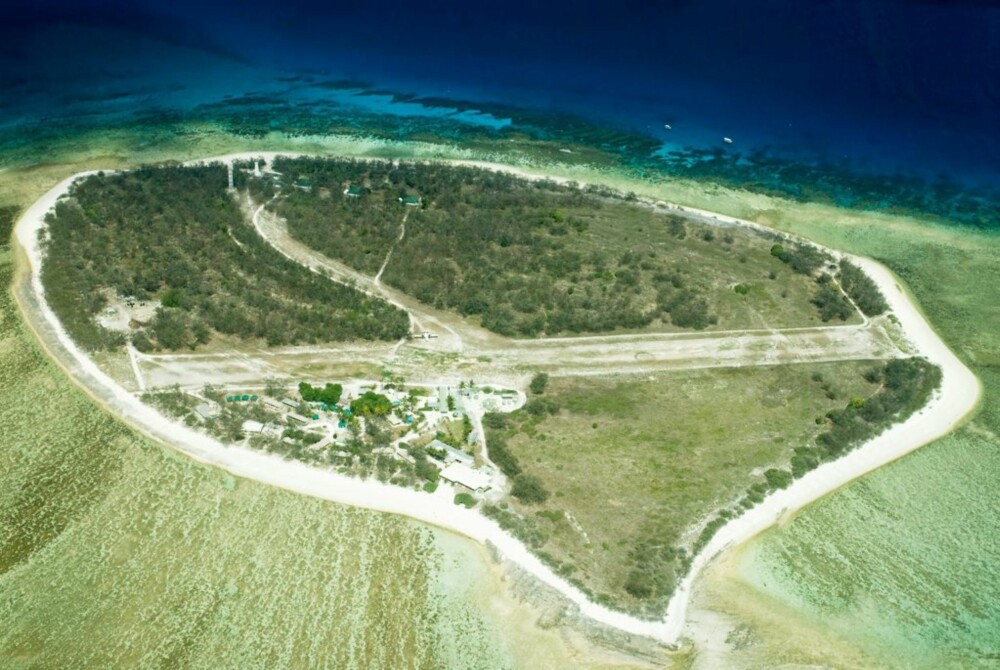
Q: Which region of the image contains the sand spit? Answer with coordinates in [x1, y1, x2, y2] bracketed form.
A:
[13, 155, 981, 646]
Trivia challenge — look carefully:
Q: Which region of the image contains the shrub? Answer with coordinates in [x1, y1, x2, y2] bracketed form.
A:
[483, 412, 509, 430]
[454, 492, 477, 508]
[529, 372, 550, 395]
[624, 571, 653, 599]
[524, 397, 560, 416]
[511, 473, 550, 504]
[764, 468, 793, 490]
[487, 436, 522, 477]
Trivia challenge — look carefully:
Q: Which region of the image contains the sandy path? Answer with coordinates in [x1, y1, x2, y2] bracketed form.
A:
[13, 157, 981, 646]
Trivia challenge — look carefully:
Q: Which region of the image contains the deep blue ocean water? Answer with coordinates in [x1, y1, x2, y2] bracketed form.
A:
[2, 1, 998, 199]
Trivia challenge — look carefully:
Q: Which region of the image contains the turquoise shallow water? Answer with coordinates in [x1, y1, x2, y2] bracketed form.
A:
[739, 424, 1000, 667]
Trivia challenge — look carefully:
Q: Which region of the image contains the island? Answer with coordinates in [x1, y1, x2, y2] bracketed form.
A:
[12, 152, 978, 645]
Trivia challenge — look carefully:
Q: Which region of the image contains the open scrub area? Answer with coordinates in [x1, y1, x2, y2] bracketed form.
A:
[480, 359, 941, 617]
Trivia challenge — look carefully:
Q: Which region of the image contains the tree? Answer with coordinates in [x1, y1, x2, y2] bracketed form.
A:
[529, 372, 550, 395]
[264, 377, 287, 398]
[298, 382, 343, 405]
[319, 383, 343, 405]
[351, 391, 392, 416]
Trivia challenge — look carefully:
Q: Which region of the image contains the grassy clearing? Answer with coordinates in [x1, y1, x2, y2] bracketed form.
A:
[484, 362, 881, 616]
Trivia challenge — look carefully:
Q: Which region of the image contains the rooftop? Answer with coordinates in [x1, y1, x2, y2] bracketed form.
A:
[440, 463, 492, 492]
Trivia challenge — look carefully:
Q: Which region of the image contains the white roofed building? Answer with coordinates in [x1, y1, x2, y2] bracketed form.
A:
[440, 463, 492, 493]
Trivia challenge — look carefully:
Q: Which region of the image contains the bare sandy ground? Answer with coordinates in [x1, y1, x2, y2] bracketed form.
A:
[12, 156, 981, 646]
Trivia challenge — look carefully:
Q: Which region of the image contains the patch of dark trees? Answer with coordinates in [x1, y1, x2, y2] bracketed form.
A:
[41, 165, 409, 351]
[838, 259, 888, 316]
[268, 158, 722, 337]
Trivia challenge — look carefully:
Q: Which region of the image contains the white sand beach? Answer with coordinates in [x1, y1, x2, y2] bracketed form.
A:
[13, 156, 981, 645]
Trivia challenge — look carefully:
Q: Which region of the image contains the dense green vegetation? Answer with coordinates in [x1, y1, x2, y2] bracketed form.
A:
[838, 258, 888, 316]
[251, 158, 854, 337]
[41, 165, 408, 351]
[350, 390, 393, 417]
[770, 243, 830, 276]
[298, 381, 343, 405]
[811, 274, 854, 321]
[0, 206, 16, 242]
[790, 358, 941, 476]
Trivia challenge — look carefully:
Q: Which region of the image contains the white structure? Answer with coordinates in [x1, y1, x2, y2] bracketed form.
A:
[440, 463, 492, 493]
[429, 439, 474, 466]
[195, 402, 221, 420]
[242, 420, 265, 434]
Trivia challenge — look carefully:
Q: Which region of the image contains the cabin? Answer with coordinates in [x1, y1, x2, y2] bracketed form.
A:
[343, 185, 363, 197]
[429, 439, 474, 467]
[294, 177, 314, 191]
[242, 420, 265, 434]
[194, 402, 221, 420]
[399, 195, 422, 207]
[263, 397, 285, 412]
[312, 435, 333, 450]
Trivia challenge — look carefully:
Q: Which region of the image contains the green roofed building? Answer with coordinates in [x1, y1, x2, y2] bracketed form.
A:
[294, 177, 313, 191]
[344, 185, 363, 197]
[399, 195, 422, 206]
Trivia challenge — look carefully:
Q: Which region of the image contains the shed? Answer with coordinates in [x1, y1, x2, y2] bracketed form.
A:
[287, 412, 310, 424]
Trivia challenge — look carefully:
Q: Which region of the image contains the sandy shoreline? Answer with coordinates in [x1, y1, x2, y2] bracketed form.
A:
[12, 153, 982, 645]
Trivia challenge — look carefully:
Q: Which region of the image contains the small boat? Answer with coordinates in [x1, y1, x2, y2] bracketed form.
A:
[723, 137, 733, 144]
[663, 124, 672, 130]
